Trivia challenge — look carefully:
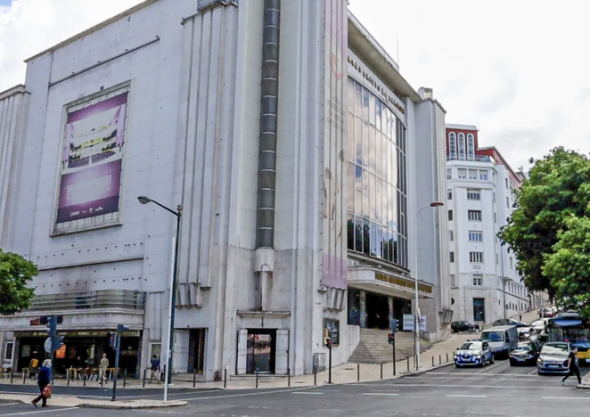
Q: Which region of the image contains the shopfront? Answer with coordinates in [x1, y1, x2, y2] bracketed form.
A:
[14, 330, 142, 375]
[348, 288, 411, 330]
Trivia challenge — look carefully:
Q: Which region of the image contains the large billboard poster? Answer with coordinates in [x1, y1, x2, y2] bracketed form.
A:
[54, 86, 129, 233]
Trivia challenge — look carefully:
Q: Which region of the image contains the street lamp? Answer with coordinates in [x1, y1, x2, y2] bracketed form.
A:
[413, 201, 444, 371]
[138, 196, 182, 402]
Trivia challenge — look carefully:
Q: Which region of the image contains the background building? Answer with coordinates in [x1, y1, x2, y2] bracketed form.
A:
[0, 0, 451, 380]
[446, 124, 529, 326]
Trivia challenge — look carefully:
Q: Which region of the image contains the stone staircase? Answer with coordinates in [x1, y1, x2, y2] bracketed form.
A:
[349, 328, 432, 364]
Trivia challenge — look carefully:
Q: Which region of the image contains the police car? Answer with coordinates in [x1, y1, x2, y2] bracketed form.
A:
[454, 340, 494, 368]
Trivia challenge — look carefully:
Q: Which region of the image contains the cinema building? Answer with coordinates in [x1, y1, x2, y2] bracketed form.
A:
[0, 0, 451, 380]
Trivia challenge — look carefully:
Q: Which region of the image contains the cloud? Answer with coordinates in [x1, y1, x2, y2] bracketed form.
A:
[0, 0, 143, 91]
[477, 62, 520, 114]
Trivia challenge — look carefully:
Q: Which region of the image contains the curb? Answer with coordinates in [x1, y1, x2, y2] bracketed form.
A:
[80, 400, 188, 409]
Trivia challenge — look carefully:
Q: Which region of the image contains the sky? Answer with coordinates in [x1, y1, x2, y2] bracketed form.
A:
[1, 0, 589, 171]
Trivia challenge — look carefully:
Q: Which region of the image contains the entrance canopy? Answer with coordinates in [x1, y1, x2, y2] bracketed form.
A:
[348, 267, 434, 300]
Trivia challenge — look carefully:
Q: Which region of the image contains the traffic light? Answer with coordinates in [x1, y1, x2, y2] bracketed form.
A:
[388, 333, 394, 345]
[109, 333, 118, 349]
[46, 316, 57, 338]
[326, 337, 332, 349]
[395, 319, 400, 331]
[117, 324, 129, 333]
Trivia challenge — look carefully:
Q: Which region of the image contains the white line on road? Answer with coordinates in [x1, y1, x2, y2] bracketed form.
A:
[404, 376, 543, 382]
[0, 407, 79, 416]
[183, 386, 317, 401]
[0, 402, 19, 407]
[384, 383, 572, 390]
[292, 392, 324, 395]
[362, 393, 399, 396]
[542, 396, 590, 400]
[445, 394, 487, 398]
[528, 369, 538, 376]
[429, 372, 536, 377]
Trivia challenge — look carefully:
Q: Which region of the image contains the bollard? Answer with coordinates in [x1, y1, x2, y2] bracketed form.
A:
[101, 372, 104, 387]
[10, 369, 14, 384]
[357, 364, 360, 382]
[123, 369, 127, 388]
[406, 357, 409, 373]
[439, 355, 442, 365]
[224, 369, 227, 389]
[143, 369, 147, 388]
[313, 365, 317, 386]
[67, 369, 71, 386]
[255, 368, 259, 389]
[288, 368, 291, 387]
[432, 356, 435, 367]
[84, 374, 87, 387]
[22, 371, 25, 385]
[380, 363, 383, 380]
[193, 366, 197, 388]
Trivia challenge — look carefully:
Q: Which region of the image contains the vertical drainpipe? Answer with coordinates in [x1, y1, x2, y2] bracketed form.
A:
[254, 0, 280, 311]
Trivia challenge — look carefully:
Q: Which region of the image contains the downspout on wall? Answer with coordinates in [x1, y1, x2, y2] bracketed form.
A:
[254, 0, 281, 311]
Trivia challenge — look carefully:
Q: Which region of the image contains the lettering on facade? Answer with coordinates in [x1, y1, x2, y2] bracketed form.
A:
[348, 56, 406, 115]
[375, 272, 433, 294]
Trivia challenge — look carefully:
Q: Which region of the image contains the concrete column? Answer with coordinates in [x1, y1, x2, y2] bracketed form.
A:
[360, 291, 367, 328]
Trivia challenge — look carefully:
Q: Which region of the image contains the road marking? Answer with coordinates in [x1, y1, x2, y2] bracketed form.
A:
[0, 407, 79, 416]
[384, 383, 572, 390]
[404, 376, 541, 382]
[183, 386, 317, 401]
[362, 393, 399, 396]
[292, 391, 324, 395]
[0, 403, 19, 407]
[528, 369, 538, 375]
[445, 394, 487, 398]
[475, 362, 504, 373]
[429, 372, 536, 377]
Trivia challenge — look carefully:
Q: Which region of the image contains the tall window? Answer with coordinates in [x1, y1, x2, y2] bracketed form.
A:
[4, 342, 13, 361]
[505, 178, 508, 189]
[448, 190, 452, 200]
[470, 252, 484, 263]
[450, 252, 455, 262]
[448, 210, 453, 221]
[458, 133, 466, 160]
[468, 210, 482, 221]
[450, 230, 454, 241]
[451, 274, 456, 287]
[448, 132, 457, 159]
[467, 133, 475, 161]
[467, 190, 480, 200]
[473, 274, 483, 286]
[473, 298, 485, 322]
[346, 77, 408, 268]
[469, 231, 483, 242]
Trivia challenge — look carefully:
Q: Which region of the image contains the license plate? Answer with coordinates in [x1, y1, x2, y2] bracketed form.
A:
[548, 365, 559, 368]
[516, 358, 525, 361]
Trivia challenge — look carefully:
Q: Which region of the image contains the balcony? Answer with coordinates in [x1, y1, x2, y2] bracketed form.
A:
[27, 290, 146, 312]
[447, 155, 495, 163]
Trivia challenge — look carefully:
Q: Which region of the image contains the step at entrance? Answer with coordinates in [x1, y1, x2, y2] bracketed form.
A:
[349, 328, 432, 364]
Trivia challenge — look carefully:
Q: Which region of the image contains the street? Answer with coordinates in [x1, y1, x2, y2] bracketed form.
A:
[1, 359, 589, 416]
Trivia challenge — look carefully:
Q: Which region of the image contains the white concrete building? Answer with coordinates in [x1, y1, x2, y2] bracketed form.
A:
[0, 0, 451, 380]
[446, 124, 529, 326]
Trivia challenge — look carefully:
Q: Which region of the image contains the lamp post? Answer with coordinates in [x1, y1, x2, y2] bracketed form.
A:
[500, 241, 507, 321]
[138, 196, 182, 402]
[413, 201, 444, 371]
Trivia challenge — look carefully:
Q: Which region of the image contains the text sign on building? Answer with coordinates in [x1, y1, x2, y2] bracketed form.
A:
[53, 85, 130, 234]
[375, 272, 433, 295]
[347, 51, 406, 118]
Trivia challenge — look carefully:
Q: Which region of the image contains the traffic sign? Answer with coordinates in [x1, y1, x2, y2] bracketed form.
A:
[44, 337, 52, 353]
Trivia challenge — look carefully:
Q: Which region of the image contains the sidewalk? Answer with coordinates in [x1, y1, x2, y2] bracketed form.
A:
[0, 393, 187, 409]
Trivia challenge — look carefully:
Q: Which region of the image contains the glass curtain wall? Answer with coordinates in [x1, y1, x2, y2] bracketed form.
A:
[346, 77, 408, 268]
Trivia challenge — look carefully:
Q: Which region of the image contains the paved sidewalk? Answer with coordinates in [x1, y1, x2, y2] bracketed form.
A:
[0, 393, 187, 409]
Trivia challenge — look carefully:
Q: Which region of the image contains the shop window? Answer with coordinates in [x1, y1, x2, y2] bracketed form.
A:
[473, 298, 485, 322]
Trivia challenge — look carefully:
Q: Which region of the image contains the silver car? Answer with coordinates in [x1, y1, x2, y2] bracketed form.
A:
[537, 342, 572, 375]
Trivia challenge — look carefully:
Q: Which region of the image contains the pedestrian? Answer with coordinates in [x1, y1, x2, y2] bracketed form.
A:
[562, 347, 582, 386]
[31, 359, 52, 408]
[99, 353, 109, 384]
[149, 355, 160, 383]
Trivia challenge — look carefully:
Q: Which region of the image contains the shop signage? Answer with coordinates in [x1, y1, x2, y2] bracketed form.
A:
[347, 54, 406, 115]
[402, 314, 426, 331]
[323, 319, 340, 347]
[15, 330, 140, 338]
[375, 272, 433, 294]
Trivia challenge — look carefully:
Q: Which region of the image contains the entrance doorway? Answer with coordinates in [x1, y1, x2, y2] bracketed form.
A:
[246, 329, 276, 374]
[187, 329, 205, 374]
[366, 292, 390, 329]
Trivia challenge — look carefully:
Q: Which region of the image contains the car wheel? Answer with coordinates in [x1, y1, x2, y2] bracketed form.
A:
[509, 359, 516, 366]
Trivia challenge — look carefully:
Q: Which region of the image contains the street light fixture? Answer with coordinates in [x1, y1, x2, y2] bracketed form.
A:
[413, 201, 444, 371]
[138, 196, 182, 402]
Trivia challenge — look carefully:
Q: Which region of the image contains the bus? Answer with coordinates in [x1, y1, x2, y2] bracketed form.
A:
[547, 313, 590, 365]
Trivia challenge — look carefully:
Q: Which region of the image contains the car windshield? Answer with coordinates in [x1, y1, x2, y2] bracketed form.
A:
[515, 345, 531, 351]
[531, 320, 545, 327]
[541, 344, 569, 355]
[459, 342, 482, 350]
[482, 331, 504, 342]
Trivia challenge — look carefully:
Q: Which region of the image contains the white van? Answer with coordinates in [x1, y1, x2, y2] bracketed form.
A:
[481, 325, 518, 359]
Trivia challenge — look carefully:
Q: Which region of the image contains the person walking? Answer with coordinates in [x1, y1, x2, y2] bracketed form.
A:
[562, 346, 582, 386]
[32, 359, 52, 408]
[149, 355, 160, 383]
[99, 354, 109, 384]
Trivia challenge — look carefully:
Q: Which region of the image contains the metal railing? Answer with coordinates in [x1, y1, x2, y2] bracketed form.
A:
[446, 155, 495, 163]
[27, 290, 146, 311]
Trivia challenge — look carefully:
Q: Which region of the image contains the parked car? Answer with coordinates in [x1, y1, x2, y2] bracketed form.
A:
[481, 325, 519, 359]
[451, 321, 479, 333]
[454, 341, 494, 368]
[531, 318, 548, 330]
[537, 342, 572, 375]
[539, 307, 556, 318]
[509, 342, 539, 366]
[493, 318, 528, 328]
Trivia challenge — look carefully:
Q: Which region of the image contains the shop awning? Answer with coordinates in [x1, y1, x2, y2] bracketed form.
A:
[348, 267, 434, 299]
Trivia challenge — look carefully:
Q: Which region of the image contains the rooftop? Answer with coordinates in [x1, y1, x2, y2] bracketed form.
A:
[446, 124, 478, 131]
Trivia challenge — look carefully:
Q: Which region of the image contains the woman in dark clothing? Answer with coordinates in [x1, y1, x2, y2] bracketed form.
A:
[32, 359, 52, 408]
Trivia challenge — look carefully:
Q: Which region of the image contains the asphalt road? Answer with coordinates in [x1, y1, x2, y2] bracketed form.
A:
[2, 359, 590, 416]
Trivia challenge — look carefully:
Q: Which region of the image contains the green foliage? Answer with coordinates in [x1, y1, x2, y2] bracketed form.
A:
[543, 216, 590, 316]
[0, 249, 37, 315]
[500, 147, 590, 301]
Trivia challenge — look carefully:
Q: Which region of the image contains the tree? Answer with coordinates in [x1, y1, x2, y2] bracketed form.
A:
[0, 249, 37, 315]
[543, 216, 590, 315]
[500, 147, 590, 301]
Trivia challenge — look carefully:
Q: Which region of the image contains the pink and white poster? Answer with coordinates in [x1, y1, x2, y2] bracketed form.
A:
[55, 88, 129, 232]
